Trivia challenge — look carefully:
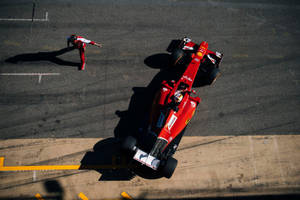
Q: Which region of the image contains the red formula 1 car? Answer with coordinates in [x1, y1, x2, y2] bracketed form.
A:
[122, 37, 223, 178]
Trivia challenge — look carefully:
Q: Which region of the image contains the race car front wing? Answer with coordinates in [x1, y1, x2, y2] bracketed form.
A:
[133, 149, 161, 170]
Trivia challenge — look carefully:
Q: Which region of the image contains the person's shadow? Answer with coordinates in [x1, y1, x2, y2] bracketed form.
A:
[5, 47, 80, 68]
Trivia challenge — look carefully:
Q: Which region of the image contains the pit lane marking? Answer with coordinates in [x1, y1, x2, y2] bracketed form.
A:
[0, 157, 4, 167]
[0, 157, 131, 171]
[248, 136, 258, 185]
[0, 12, 49, 22]
[34, 192, 132, 200]
[273, 136, 286, 184]
[36, 193, 89, 200]
[0, 73, 60, 75]
[121, 192, 133, 200]
[0, 73, 60, 84]
[35, 193, 45, 200]
[78, 192, 89, 200]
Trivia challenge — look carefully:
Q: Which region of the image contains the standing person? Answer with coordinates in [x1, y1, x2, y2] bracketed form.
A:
[67, 34, 102, 70]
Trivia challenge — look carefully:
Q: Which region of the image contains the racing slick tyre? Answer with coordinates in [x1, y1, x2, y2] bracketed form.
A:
[206, 67, 221, 85]
[162, 157, 178, 178]
[122, 136, 137, 152]
[170, 49, 185, 66]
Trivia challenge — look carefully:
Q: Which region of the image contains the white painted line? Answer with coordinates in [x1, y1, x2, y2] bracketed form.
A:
[273, 136, 286, 184]
[0, 18, 47, 22]
[0, 73, 60, 76]
[0, 72, 60, 84]
[38, 75, 42, 83]
[248, 136, 258, 185]
[0, 12, 49, 22]
[33, 170, 37, 181]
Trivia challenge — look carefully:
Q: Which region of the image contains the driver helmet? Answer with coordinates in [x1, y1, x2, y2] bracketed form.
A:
[67, 34, 77, 43]
[174, 91, 183, 103]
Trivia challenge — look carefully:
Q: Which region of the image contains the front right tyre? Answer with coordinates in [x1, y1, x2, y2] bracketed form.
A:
[170, 49, 185, 66]
[162, 157, 178, 178]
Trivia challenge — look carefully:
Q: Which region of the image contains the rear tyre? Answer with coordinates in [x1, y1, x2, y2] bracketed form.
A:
[122, 136, 137, 152]
[170, 49, 185, 66]
[162, 157, 178, 178]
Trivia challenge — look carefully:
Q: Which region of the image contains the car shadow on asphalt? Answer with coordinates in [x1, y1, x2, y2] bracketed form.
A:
[4, 47, 80, 68]
[144, 53, 171, 69]
[79, 137, 136, 181]
[79, 86, 167, 181]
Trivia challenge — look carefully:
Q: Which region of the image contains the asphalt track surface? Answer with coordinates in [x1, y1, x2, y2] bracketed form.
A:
[0, 0, 300, 140]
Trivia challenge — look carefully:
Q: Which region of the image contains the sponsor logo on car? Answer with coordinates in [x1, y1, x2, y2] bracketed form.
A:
[191, 101, 196, 107]
[167, 114, 177, 130]
[183, 75, 192, 82]
[183, 46, 194, 50]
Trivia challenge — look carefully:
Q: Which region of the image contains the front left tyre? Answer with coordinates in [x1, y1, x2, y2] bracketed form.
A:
[122, 136, 137, 152]
[206, 67, 221, 85]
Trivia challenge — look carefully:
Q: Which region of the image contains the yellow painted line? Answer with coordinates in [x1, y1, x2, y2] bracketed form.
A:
[0, 157, 132, 171]
[78, 192, 89, 200]
[35, 193, 45, 200]
[121, 192, 133, 200]
[0, 157, 4, 167]
[0, 165, 80, 171]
